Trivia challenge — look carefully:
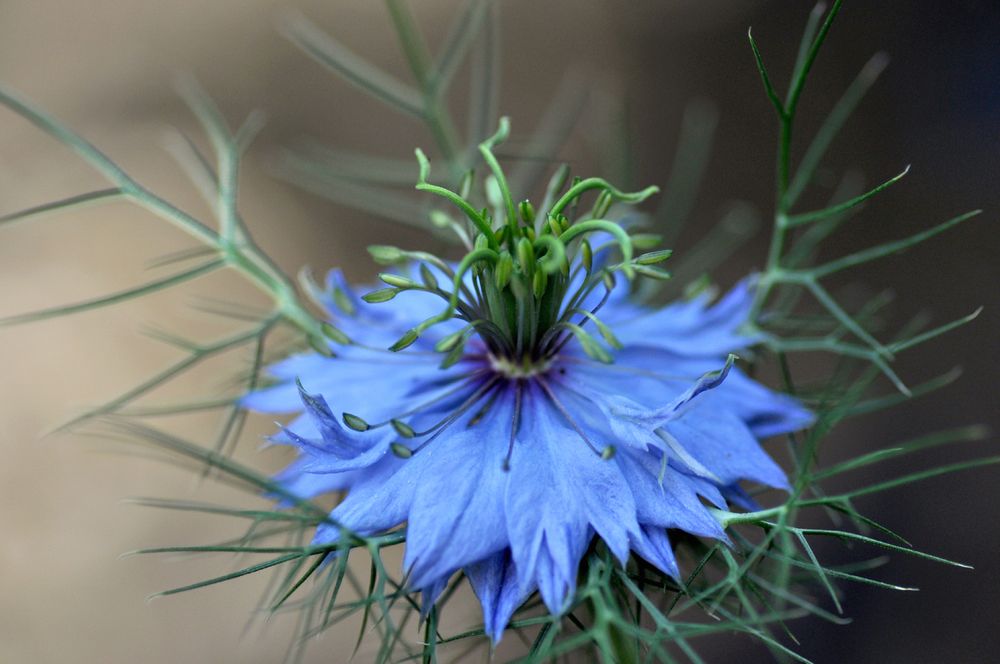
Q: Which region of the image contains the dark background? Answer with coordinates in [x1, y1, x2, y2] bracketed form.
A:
[0, 1, 996, 662]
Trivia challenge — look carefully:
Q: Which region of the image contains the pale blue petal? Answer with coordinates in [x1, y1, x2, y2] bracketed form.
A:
[616, 449, 726, 539]
[665, 408, 789, 489]
[273, 457, 357, 505]
[467, 551, 533, 643]
[312, 455, 411, 544]
[609, 279, 762, 356]
[505, 383, 640, 613]
[420, 576, 450, 619]
[403, 389, 513, 588]
[630, 526, 680, 579]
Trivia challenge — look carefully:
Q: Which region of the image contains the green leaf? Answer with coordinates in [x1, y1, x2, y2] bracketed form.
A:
[0, 259, 223, 327]
[812, 425, 988, 481]
[280, 11, 424, 116]
[785, 165, 909, 227]
[786, 51, 889, 207]
[811, 209, 981, 278]
[747, 28, 784, 117]
[0, 188, 125, 227]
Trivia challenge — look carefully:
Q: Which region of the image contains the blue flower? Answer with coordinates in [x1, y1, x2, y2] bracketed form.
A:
[243, 265, 812, 642]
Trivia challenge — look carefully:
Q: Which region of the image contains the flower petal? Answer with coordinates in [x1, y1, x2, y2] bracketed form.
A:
[609, 279, 763, 356]
[617, 448, 726, 540]
[466, 550, 533, 643]
[504, 383, 640, 612]
[630, 526, 680, 578]
[403, 389, 513, 588]
[665, 407, 789, 489]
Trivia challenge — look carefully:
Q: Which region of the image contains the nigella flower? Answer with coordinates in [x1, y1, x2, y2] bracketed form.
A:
[243, 120, 812, 641]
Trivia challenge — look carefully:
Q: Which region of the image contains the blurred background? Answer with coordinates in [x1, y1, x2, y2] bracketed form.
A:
[0, 1, 997, 662]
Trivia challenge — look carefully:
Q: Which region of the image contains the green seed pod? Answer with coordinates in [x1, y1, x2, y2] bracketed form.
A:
[634, 265, 672, 280]
[533, 269, 548, 298]
[434, 328, 466, 352]
[390, 442, 413, 459]
[631, 233, 663, 250]
[429, 210, 453, 228]
[331, 286, 356, 315]
[581, 240, 593, 273]
[439, 340, 467, 369]
[547, 215, 562, 236]
[307, 336, 336, 358]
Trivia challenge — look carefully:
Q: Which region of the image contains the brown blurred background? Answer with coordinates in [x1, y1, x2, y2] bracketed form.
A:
[1, 1, 997, 662]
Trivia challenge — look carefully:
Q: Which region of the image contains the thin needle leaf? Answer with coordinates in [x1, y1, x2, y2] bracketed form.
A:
[786, 165, 909, 227]
[0, 259, 223, 327]
[0, 188, 125, 227]
[280, 11, 424, 117]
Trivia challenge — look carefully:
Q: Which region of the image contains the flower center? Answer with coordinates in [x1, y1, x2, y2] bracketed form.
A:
[343, 118, 672, 466]
[489, 354, 553, 379]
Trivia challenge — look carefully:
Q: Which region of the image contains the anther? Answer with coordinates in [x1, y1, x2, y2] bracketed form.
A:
[391, 419, 416, 438]
[342, 412, 370, 431]
[501, 381, 523, 472]
[391, 443, 413, 459]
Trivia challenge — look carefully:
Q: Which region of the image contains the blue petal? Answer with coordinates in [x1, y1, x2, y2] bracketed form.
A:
[534, 536, 590, 614]
[420, 576, 450, 619]
[603, 355, 733, 432]
[616, 449, 726, 540]
[697, 368, 815, 438]
[276, 382, 395, 473]
[466, 551, 532, 643]
[312, 455, 412, 544]
[721, 483, 761, 511]
[630, 526, 680, 579]
[665, 407, 789, 489]
[608, 279, 763, 356]
[504, 383, 640, 613]
[403, 389, 513, 588]
[273, 457, 357, 505]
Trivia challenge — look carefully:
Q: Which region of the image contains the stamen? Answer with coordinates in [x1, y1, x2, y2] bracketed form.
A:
[467, 385, 502, 427]
[408, 377, 502, 455]
[408, 375, 501, 438]
[502, 380, 523, 471]
[535, 376, 606, 458]
[393, 369, 490, 415]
